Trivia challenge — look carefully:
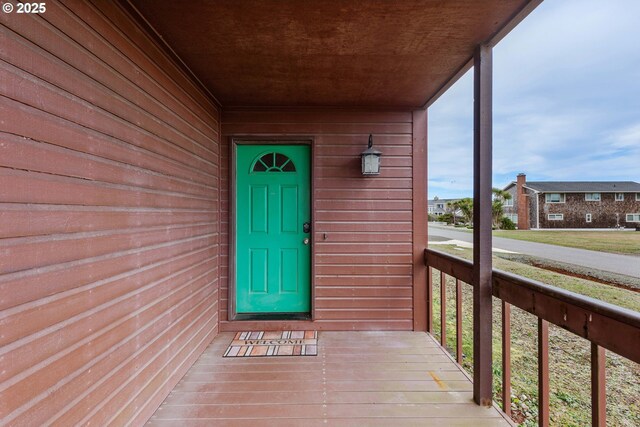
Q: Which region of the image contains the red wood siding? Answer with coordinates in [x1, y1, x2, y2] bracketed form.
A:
[0, 1, 220, 425]
[221, 110, 417, 330]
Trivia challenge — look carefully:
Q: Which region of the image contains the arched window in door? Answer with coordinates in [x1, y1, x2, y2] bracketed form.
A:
[251, 152, 296, 172]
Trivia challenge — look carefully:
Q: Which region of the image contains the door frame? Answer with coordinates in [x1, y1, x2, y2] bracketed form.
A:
[228, 137, 315, 321]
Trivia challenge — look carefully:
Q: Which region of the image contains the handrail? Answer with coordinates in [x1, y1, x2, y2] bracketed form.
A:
[425, 248, 640, 363]
[425, 247, 640, 426]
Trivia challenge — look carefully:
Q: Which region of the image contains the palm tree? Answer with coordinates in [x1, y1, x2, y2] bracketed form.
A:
[457, 198, 474, 225]
[447, 200, 461, 225]
[492, 188, 512, 228]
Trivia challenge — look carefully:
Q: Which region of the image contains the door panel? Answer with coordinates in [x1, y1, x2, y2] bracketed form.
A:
[236, 144, 311, 313]
[280, 186, 298, 233]
[280, 248, 299, 293]
[250, 185, 268, 233]
[250, 249, 268, 293]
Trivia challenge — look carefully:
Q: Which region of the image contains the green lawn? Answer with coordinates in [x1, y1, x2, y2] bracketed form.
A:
[492, 230, 640, 255]
[430, 245, 640, 427]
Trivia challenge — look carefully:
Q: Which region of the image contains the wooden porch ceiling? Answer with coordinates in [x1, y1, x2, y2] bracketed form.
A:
[127, 0, 535, 109]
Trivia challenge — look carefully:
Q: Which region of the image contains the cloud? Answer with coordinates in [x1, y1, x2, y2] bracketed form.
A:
[429, 0, 640, 197]
[427, 70, 473, 198]
[608, 123, 640, 149]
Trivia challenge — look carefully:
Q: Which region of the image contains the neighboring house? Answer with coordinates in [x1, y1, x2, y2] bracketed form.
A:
[428, 198, 461, 217]
[503, 174, 640, 229]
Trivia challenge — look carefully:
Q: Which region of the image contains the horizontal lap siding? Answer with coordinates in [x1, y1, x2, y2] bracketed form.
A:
[0, 1, 219, 425]
[221, 111, 414, 330]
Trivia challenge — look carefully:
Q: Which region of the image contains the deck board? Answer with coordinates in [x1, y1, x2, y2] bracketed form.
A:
[147, 331, 511, 426]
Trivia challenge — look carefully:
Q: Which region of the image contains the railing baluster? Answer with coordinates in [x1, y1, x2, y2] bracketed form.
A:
[441, 271, 447, 348]
[591, 343, 606, 427]
[502, 301, 512, 417]
[425, 247, 640, 425]
[456, 279, 463, 364]
[427, 266, 433, 333]
[538, 318, 550, 427]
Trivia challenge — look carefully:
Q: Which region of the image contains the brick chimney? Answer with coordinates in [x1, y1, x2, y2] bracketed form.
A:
[516, 173, 530, 230]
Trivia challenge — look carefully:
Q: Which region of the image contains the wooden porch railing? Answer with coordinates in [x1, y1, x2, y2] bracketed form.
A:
[424, 247, 640, 427]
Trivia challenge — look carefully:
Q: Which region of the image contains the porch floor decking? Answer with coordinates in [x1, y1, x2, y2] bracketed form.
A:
[147, 331, 511, 426]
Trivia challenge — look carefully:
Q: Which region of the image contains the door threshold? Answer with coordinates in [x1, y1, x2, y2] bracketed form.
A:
[233, 313, 312, 321]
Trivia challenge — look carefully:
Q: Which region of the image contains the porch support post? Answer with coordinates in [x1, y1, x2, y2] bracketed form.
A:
[472, 43, 493, 406]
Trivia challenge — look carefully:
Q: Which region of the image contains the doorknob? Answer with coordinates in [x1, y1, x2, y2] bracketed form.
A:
[303, 238, 310, 245]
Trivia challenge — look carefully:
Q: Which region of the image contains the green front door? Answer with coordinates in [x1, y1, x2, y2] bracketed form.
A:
[235, 144, 311, 313]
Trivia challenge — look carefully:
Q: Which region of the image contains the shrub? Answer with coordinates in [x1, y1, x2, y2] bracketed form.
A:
[500, 217, 516, 230]
[440, 213, 454, 224]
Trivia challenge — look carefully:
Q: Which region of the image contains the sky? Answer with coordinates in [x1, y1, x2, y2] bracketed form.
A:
[427, 0, 640, 200]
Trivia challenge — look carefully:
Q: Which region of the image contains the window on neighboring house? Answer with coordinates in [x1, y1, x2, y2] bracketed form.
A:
[615, 193, 624, 201]
[626, 213, 640, 222]
[586, 213, 592, 223]
[585, 193, 601, 201]
[436, 203, 444, 209]
[503, 198, 514, 206]
[545, 193, 565, 203]
[548, 213, 564, 221]
[505, 213, 518, 223]
[636, 193, 640, 201]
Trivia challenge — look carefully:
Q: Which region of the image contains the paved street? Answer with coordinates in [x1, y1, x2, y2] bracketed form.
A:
[428, 224, 640, 279]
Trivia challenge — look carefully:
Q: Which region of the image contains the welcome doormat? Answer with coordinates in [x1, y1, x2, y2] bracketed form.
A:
[223, 331, 318, 357]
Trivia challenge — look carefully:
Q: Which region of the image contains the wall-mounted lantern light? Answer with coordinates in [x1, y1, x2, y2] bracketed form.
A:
[361, 134, 381, 176]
